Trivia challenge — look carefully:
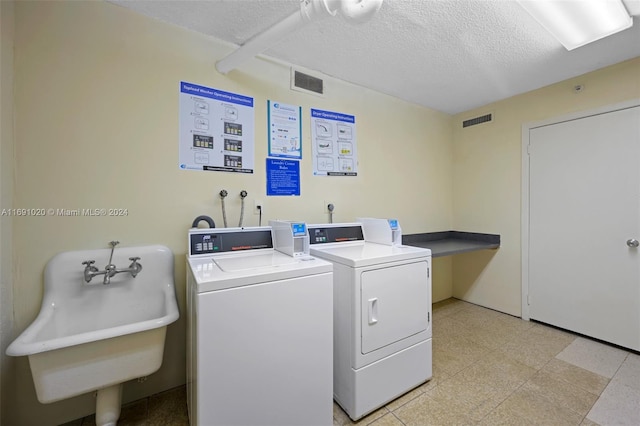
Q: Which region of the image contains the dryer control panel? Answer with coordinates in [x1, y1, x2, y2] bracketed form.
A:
[357, 217, 403, 246]
[308, 224, 365, 245]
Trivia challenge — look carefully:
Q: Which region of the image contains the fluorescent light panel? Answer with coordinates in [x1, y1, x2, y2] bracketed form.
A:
[518, 0, 633, 50]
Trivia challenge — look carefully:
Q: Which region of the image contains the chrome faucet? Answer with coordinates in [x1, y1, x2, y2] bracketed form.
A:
[82, 241, 143, 284]
[82, 260, 99, 282]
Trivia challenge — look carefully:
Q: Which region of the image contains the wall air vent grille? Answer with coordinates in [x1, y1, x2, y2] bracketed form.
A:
[291, 69, 324, 96]
[463, 113, 493, 128]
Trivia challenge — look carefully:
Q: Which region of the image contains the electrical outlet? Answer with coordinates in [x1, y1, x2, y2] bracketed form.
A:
[254, 200, 263, 215]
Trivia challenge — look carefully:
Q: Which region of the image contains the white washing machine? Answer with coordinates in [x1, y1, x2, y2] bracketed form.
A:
[308, 219, 432, 420]
[186, 224, 334, 426]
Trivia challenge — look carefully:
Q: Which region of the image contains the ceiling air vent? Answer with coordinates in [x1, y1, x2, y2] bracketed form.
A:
[462, 113, 493, 128]
[291, 68, 324, 96]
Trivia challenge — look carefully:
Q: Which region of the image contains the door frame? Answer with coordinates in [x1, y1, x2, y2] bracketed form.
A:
[521, 98, 640, 321]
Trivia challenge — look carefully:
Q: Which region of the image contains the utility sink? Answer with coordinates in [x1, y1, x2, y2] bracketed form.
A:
[6, 244, 179, 425]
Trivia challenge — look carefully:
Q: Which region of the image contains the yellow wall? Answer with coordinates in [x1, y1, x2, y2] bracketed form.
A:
[1, 1, 16, 424]
[6, 1, 453, 424]
[452, 57, 640, 316]
[7, 0, 639, 423]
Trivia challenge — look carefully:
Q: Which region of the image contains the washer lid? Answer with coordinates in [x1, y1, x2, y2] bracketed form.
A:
[188, 250, 333, 292]
[310, 242, 431, 267]
[213, 252, 297, 272]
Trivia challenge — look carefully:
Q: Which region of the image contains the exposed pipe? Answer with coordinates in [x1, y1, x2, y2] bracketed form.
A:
[238, 190, 248, 227]
[327, 203, 335, 224]
[215, 0, 383, 74]
[219, 189, 228, 227]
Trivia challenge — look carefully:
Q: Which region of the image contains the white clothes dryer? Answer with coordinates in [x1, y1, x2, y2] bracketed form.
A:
[308, 221, 432, 420]
[186, 225, 333, 426]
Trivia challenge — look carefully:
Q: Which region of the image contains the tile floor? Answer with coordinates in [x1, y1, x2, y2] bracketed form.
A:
[63, 298, 640, 425]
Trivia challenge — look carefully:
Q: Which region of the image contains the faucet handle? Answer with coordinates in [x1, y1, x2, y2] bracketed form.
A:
[82, 260, 96, 267]
[109, 241, 120, 248]
[128, 256, 142, 278]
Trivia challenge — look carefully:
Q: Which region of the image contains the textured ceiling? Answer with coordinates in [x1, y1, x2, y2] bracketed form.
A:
[110, 0, 640, 114]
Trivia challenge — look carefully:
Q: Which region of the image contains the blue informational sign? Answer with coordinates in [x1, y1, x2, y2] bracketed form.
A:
[268, 100, 302, 159]
[179, 81, 255, 173]
[180, 82, 254, 107]
[310, 109, 355, 123]
[310, 108, 357, 176]
[266, 158, 301, 196]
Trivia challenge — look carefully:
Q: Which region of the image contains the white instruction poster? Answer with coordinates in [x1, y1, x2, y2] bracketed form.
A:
[311, 108, 357, 176]
[179, 81, 255, 173]
[267, 100, 302, 159]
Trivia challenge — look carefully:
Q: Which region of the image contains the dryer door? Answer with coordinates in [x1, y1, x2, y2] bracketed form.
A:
[360, 261, 429, 354]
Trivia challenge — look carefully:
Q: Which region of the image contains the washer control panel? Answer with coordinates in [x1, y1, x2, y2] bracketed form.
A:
[188, 227, 273, 257]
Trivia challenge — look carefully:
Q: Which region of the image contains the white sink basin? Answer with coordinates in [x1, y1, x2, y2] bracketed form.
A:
[6, 244, 179, 424]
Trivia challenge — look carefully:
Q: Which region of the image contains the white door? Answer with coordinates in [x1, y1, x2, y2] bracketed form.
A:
[360, 261, 429, 354]
[528, 105, 640, 351]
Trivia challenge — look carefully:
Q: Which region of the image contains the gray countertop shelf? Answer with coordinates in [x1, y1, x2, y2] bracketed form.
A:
[402, 231, 500, 258]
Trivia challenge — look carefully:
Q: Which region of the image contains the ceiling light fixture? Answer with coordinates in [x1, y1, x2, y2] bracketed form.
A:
[215, 0, 384, 74]
[517, 0, 633, 50]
